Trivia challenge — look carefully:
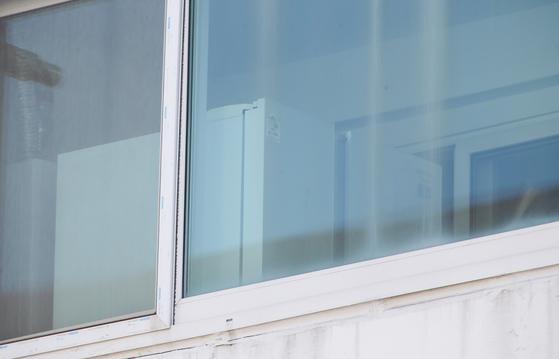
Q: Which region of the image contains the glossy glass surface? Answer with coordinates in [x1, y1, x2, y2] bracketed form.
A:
[0, 0, 164, 341]
[186, 0, 559, 296]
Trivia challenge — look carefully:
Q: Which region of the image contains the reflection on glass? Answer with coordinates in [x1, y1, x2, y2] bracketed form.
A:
[186, 0, 559, 296]
[0, 0, 164, 341]
[471, 136, 559, 237]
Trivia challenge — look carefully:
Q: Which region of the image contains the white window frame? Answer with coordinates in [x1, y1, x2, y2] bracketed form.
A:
[171, 0, 559, 342]
[0, 0, 183, 357]
[3, 1, 559, 358]
[173, 222, 559, 340]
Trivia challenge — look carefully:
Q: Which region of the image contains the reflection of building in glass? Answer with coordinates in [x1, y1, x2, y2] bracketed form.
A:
[0, 25, 60, 339]
[3, 0, 559, 358]
[0, 0, 163, 343]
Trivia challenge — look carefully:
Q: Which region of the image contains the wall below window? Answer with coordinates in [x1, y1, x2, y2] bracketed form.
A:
[30, 263, 559, 359]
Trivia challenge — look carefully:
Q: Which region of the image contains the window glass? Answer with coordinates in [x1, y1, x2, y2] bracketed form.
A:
[0, 0, 165, 341]
[186, 0, 559, 296]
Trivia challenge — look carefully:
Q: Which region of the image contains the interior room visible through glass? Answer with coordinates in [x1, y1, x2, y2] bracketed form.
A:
[186, 0, 559, 296]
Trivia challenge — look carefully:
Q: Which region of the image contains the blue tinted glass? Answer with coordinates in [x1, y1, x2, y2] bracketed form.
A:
[186, 0, 559, 296]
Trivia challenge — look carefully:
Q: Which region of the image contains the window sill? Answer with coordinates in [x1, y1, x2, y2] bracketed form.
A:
[10, 221, 559, 359]
[174, 221, 559, 339]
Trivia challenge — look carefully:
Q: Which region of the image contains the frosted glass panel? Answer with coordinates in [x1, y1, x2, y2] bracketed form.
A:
[0, 0, 164, 342]
[186, 0, 559, 296]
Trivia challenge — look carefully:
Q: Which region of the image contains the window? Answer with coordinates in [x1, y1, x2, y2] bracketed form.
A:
[184, 0, 559, 295]
[0, 0, 182, 355]
[3, 0, 559, 357]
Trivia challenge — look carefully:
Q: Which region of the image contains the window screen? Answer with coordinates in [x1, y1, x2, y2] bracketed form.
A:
[0, 0, 165, 342]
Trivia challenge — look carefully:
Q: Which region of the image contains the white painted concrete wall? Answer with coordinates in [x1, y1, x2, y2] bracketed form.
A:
[79, 265, 559, 359]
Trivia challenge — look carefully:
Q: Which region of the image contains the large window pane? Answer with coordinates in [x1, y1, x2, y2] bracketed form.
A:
[186, 0, 559, 296]
[0, 0, 164, 341]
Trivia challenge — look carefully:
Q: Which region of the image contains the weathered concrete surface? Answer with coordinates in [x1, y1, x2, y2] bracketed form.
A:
[108, 269, 559, 359]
